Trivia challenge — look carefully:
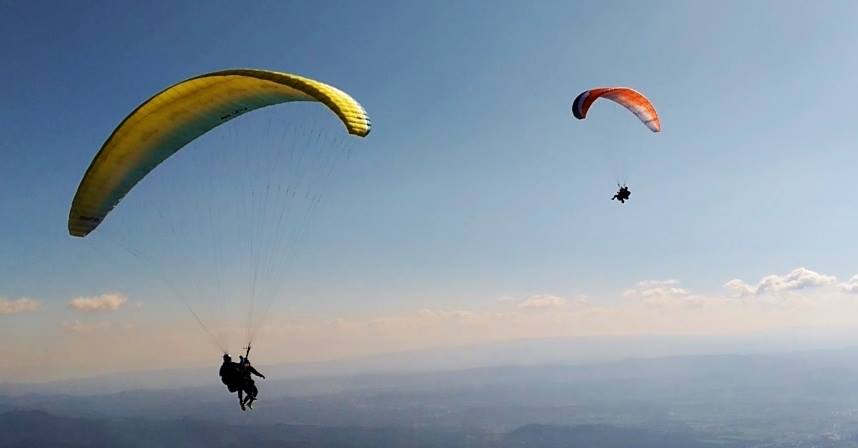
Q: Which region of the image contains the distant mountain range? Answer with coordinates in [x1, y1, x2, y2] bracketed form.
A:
[0, 410, 738, 448]
[7, 345, 858, 446]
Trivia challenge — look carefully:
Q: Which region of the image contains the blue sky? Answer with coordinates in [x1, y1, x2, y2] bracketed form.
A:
[4, 1, 858, 379]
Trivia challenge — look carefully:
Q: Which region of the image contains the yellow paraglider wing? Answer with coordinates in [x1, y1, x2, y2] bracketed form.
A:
[68, 69, 371, 237]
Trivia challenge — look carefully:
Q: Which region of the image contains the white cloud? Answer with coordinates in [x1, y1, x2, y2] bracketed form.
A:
[725, 268, 836, 297]
[641, 285, 689, 299]
[68, 293, 128, 312]
[723, 279, 756, 297]
[624, 280, 690, 304]
[841, 275, 858, 294]
[0, 298, 40, 315]
[518, 295, 568, 309]
[636, 280, 680, 288]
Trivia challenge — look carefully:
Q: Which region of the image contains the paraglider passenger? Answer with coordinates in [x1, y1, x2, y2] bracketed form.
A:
[239, 356, 266, 410]
[219, 354, 246, 410]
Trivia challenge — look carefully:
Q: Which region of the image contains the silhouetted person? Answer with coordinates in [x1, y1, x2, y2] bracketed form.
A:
[219, 354, 245, 410]
[238, 356, 265, 409]
[612, 184, 631, 203]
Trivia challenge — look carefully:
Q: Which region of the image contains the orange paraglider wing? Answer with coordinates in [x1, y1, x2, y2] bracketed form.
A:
[572, 87, 660, 132]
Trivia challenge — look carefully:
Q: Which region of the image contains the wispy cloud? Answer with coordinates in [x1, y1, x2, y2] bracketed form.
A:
[417, 308, 475, 319]
[62, 320, 112, 334]
[0, 297, 40, 315]
[68, 293, 128, 312]
[725, 268, 836, 297]
[518, 294, 569, 309]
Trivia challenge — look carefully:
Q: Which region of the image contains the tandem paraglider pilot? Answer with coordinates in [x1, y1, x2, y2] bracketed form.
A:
[220, 351, 265, 411]
[612, 184, 631, 204]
